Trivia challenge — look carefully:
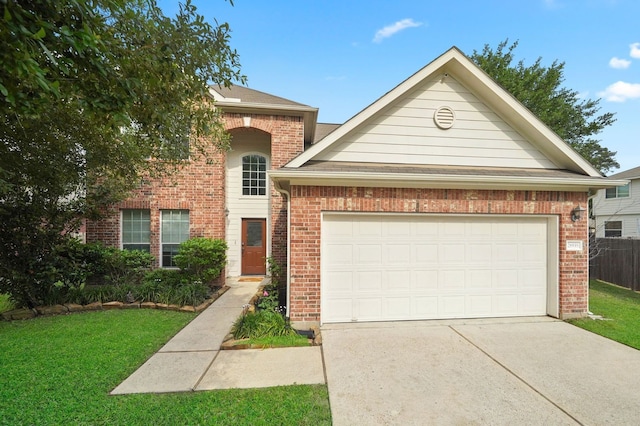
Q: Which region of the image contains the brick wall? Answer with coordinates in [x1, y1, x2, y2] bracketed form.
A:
[86, 147, 227, 268]
[86, 112, 305, 275]
[288, 186, 589, 324]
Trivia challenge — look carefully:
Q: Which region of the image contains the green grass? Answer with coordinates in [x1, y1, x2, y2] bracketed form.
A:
[569, 280, 640, 350]
[0, 293, 14, 313]
[237, 333, 311, 348]
[0, 310, 331, 425]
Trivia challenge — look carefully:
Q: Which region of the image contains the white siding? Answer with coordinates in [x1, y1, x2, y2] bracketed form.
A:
[225, 131, 271, 276]
[592, 178, 640, 238]
[315, 76, 556, 169]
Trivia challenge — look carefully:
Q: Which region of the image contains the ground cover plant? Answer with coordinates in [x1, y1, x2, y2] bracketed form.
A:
[569, 280, 640, 350]
[0, 309, 331, 425]
[0, 293, 13, 313]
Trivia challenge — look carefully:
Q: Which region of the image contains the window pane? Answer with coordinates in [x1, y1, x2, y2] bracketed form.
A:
[242, 154, 267, 196]
[122, 209, 150, 248]
[605, 188, 616, 198]
[247, 222, 263, 247]
[161, 210, 189, 267]
[618, 184, 630, 198]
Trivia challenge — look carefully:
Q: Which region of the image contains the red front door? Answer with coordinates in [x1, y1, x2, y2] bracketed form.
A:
[241, 218, 266, 275]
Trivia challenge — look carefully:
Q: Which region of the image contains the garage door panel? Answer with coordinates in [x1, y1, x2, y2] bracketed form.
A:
[355, 271, 382, 291]
[387, 244, 411, 264]
[355, 245, 382, 264]
[467, 295, 493, 315]
[413, 296, 439, 316]
[325, 271, 353, 293]
[324, 298, 353, 322]
[413, 270, 438, 289]
[468, 244, 493, 262]
[356, 298, 382, 320]
[415, 244, 439, 263]
[386, 297, 412, 318]
[440, 296, 466, 317]
[440, 270, 465, 289]
[325, 243, 353, 264]
[468, 270, 492, 288]
[322, 214, 549, 323]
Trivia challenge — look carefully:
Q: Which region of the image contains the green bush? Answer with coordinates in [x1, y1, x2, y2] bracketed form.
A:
[173, 238, 227, 284]
[100, 247, 153, 286]
[231, 310, 296, 339]
[138, 269, 210, 306]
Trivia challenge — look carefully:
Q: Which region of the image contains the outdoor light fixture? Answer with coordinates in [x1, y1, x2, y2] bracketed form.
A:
[224, 208, 229, 217]
[571, 205, 586, 222]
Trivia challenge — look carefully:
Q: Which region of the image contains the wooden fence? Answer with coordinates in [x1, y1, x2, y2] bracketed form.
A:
[590, 238, 640, 291]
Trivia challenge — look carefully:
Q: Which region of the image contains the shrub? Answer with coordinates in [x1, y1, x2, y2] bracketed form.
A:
[138, 269, 210, 306]
[100, 247, 153, 286]
[173, 238, 227, 284]
[231, 310, 296, 339]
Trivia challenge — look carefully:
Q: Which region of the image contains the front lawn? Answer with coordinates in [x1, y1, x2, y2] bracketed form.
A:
[569, 279, 640, 350]
[0, 310, 331, 425]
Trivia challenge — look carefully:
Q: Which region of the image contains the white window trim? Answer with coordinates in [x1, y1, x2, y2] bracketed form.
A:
[240, 152, 269, 198]
[121, 209, 151, 252]
[160, 209, 190, 268]
[605, 183, 631, 200]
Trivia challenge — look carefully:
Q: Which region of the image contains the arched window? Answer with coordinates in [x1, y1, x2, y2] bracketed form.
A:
[242, 154, 267, 196]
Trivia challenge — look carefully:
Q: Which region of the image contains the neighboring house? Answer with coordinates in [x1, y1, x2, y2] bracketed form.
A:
[86, 47, 622, 328]
[592, 166, 638, 238]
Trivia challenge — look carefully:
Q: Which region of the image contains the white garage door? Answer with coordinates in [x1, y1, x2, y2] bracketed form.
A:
[322, 214, 550, 323]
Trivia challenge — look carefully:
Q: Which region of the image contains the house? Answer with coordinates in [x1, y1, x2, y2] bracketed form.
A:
[591, 166, 638, 238]
[86, 47, 623, 329]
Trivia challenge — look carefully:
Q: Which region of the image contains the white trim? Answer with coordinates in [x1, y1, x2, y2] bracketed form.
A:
[270, 169, 626, 192]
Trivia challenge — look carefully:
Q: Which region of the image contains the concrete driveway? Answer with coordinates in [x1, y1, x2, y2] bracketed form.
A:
[322, 317, 640, 425]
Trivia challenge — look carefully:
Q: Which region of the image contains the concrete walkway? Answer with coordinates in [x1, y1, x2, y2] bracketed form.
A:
[111, 277, 325, 395]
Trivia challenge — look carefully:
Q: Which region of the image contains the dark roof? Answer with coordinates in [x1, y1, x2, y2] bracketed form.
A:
[210, 85, 311, 108]
[313, 123, 341, 143]
[297, 161, 594, 179]
[608, 166, 640, 180]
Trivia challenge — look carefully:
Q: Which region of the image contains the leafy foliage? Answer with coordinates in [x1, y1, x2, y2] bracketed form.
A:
[0, 1, 245, 304]
[173, 237, 227, 284]
[231, 310, 296, 339]
[471, 40, 618, 174]
[100, 247, 154, 286]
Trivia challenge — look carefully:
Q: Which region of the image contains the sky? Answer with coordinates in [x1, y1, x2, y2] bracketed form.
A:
[159, 0, 639, 174]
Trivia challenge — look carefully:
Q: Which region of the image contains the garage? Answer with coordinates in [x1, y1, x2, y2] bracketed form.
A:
[322, 213, 556, 323]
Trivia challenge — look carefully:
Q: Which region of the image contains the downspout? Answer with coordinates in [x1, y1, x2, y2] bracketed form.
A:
[273, 180, 291, 318]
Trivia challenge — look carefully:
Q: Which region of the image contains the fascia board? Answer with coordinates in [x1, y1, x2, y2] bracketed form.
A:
[269, 169, 628, 192]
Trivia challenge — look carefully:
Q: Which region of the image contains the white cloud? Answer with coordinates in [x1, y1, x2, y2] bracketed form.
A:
[630, 42, 640, 59]
[609, 57, 631, 69]
[598, 81, 640, 102]
[373, 18, 423, 43]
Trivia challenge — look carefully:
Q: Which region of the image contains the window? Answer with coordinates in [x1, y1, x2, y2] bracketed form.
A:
[161, 210, 189, 267]
[122, 209, 151, 252]
[605, 183, 630, 199]
[242, 154, 267, 196]
[604, 221, 622, 237]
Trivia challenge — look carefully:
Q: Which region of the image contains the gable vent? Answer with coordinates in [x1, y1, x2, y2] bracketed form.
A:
[434, 106, 455, 129]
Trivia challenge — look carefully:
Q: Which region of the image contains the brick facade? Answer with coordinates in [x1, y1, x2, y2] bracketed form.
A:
[86, 112, 305, 277]
[288, 186, 589, 324]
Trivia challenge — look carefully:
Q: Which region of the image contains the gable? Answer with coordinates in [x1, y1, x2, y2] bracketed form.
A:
[314, 75, 556, 169]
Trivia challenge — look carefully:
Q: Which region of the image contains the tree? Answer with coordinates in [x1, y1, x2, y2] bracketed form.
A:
[471, 40, 618, 175]
[0, 0, 245, 307]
